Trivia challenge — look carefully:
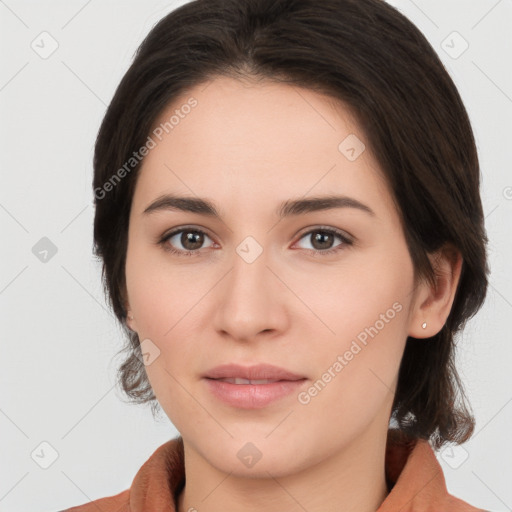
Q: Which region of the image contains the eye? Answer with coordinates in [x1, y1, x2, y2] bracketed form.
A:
[159, 227, 215, 256]
[294, 227, 353, 255]
[158, 225, 353, 257]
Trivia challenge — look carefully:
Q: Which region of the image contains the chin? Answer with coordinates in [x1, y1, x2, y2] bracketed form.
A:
[193, 432, 317, 478]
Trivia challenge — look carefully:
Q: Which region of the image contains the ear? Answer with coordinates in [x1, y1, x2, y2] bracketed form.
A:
[124, 298, 137, 332]
[409, 243, 463, 339]
[121, 284, 137, 332]
[126, 309, 137, 332]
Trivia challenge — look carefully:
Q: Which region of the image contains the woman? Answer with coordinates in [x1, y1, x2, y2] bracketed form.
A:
[67, 0, 490, 510]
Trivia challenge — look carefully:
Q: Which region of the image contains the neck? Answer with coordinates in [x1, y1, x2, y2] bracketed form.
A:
[177, 422, 390, 512]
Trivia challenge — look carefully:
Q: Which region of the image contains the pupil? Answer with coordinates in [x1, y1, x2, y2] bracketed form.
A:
[182, 231, 203, 250]
[313, 231, 332, 250]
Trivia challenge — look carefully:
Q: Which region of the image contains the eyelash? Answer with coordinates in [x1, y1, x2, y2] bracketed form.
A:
[158, 226, 353, 257]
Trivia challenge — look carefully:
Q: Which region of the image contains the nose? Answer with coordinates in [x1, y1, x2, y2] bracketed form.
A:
[212, 242, 290, 343]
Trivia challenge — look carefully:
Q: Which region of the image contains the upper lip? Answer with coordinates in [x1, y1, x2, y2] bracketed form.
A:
[203, 364, 306, 381]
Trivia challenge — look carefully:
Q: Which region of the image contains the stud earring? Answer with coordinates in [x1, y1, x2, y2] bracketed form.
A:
[421, 322, 427, 329]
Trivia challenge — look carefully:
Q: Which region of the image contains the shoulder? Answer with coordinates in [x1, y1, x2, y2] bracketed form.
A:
[382, 430, 491, 512]
[443, 493, 494, 512]
[59, 437, 183, 511]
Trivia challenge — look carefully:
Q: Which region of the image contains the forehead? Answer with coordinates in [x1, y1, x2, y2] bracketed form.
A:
[149, 75, 361, 158]
[132, 76, 392, 218]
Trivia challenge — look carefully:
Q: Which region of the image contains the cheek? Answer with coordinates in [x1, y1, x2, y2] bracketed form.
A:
[293, 247, 413, 414]
[292, 244, 413, 346]
[294, 299, 409, 448]
[125, 238, 200, 337]
[124, 243, 207, 400]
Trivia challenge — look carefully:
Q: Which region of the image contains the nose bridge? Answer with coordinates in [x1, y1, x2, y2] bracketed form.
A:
[212, 235, 287, 339]
[227, 237, 273, 311]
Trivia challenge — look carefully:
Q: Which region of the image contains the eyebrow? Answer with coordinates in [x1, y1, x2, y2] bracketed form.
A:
[143, 193, 375, 218]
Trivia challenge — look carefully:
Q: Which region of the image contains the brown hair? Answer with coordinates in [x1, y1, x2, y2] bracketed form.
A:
[92, 0, 489, 449]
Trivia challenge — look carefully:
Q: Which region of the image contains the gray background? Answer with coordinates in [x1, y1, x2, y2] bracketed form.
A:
[0, 1, 511, 511]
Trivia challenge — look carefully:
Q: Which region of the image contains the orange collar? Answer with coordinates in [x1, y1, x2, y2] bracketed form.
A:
[66, 428, 485, 511]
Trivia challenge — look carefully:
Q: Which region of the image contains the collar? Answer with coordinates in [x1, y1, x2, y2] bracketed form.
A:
[67, 428, 484, 511]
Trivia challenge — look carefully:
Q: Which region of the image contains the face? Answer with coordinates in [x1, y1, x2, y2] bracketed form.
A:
[124, 76, 419, 477]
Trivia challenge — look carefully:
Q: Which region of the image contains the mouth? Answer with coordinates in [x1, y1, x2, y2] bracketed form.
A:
[203, 363, 306, 382]
[210, 377, 297, 385]
[202, 364, 307, 409]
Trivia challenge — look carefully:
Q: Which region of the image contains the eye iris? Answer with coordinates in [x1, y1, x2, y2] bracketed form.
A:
[182, 231, 204, 250]
[312, 231, 333, 250]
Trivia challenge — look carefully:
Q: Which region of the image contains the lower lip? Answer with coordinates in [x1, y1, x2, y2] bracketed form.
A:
[203, 378, 307, 409]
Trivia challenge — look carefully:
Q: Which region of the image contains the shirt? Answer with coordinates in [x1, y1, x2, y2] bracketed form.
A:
[63, 428, 488, 511]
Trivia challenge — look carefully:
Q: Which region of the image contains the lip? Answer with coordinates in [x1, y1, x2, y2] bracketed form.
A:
[203, 363, 306, 381]
[203, 364, 307, 409]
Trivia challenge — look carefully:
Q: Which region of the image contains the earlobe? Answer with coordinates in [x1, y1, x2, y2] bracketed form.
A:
[126, 312, 137, 332]
[409, 244, 463, 339]
[125, 298, 137, 332]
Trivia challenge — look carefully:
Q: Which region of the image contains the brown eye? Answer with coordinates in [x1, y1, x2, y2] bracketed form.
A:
[295, 227, 353, 255]
[160, 228, 215, 255]
[179, 230, 205, 250]
[310, 231, 336, 250]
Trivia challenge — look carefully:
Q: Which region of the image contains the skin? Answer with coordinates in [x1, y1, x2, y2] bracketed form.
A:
[124, 76, 462, 512]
